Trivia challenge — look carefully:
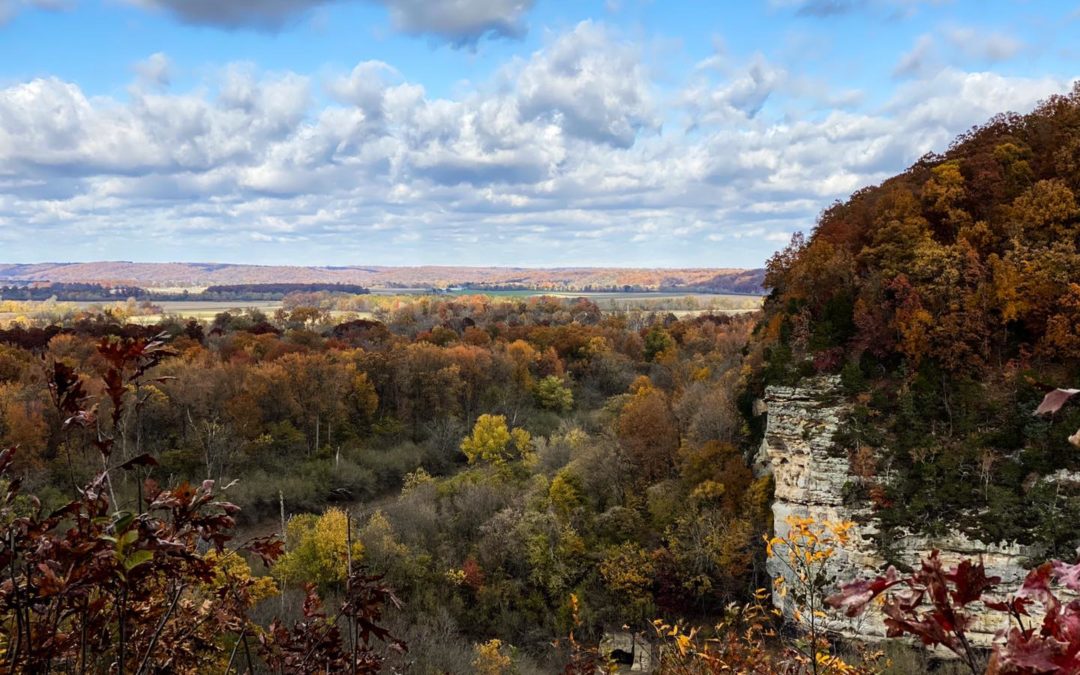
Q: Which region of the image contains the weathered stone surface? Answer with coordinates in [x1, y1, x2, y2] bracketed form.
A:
[760, 376, 1039, 646]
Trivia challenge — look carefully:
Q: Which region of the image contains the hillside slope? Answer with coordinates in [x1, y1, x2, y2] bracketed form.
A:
[748, 83, 1080, 557]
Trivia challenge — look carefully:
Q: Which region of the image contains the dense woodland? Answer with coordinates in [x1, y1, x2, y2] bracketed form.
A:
[0, 296, 769, 671]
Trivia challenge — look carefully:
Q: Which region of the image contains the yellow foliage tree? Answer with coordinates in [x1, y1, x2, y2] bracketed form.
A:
[767, 516, 858, 675]
[472, 639, 513, 675]
[205, 549, 279, 607]
[548, 469, 583, 519]
[599, 542, 655, 622]
[349, 370, 379, 427]
[273, 507, 363, 589]
[924, 160, 971, 233]
[461, 414, 532, 466]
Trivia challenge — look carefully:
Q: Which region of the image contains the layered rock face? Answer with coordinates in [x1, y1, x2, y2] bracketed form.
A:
[759, 376, 1037, 645]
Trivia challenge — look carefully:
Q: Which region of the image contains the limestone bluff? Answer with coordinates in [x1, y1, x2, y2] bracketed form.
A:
[757, 375, 1051, 647]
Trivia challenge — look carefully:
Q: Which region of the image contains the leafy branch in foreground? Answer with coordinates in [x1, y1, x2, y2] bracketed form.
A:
[0, 334, 404, 673]
[827, 550, 1080, 674]
[827, 387, 1080, 675]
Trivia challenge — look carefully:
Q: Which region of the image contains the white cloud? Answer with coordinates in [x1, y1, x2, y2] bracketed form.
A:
[683, 53, 787, 125]
[326, 61, 402, 121]
[515, 21, 657, 147]
[0, 21, 1072, 266]
[896, 27, 1024, 79]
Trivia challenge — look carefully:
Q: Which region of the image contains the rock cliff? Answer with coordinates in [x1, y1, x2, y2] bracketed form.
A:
[759, 376, 1039, 645]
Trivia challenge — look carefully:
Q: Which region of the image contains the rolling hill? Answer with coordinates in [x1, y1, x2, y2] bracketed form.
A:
[0, 262, 766, 294]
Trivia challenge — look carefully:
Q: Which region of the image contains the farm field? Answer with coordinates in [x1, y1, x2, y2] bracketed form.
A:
[1, 291, 763, 326]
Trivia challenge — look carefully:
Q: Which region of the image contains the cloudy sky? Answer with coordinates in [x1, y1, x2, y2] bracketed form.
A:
[0, 0, 1077, 268]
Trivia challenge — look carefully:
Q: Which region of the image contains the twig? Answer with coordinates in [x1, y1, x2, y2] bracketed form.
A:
[224, 626, 247, 675]
[118, 585, 127, 675]
[347, 510, 357, 675]
[8, 529, 24, 668]
[134, 583, 185, 675]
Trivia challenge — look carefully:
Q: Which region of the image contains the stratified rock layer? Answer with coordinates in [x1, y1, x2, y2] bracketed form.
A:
[760, 376, 1036, 645]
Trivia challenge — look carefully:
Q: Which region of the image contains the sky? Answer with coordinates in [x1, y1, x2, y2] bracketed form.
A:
[0, 0, 1078, 268]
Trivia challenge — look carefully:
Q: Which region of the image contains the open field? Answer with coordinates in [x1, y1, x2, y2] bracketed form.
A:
[0, 290, 763, 327]
[131, 300, 285, 322]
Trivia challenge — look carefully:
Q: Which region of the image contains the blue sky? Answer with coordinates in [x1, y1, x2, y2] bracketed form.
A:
[0, 0, 1077, 268]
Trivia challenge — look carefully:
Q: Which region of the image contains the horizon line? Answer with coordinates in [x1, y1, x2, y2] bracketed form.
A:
[0, 261, 766, 271]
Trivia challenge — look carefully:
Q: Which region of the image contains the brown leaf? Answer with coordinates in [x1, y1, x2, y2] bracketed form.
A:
[118, 453, 159, 471]
[1034, 389, 1080, 416]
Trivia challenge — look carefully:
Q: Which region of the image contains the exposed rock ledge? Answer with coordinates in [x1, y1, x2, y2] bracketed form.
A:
[759, 376, 1039, 647]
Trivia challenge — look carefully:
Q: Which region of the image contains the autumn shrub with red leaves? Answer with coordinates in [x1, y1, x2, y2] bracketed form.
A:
[258, 578, 404, 674]
[0, 333, 403, 674]
[827, 550, 1080, 674]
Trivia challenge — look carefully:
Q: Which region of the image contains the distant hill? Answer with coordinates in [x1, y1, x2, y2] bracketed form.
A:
[0, 263, 766, 295]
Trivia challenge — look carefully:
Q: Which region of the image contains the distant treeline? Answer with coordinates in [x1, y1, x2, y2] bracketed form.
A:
[461, 282, 655, 293]
[460, 282, 763, 295]
[0, 283, 148, 301]
[1, 282, 371, 302]
[3, 279, 765, 302]
[188, 283, 371, 300]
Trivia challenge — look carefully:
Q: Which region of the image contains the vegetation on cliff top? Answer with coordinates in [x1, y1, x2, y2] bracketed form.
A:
[751, 83, 1080, 553]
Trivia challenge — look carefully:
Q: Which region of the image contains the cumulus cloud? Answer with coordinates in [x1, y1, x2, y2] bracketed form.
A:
[122, 0, 330, 30]
[724, 66, 780, 117]
[377, 0, 534, 44]
[515, 21, 657, 147]
[0, 20, 1072, 266]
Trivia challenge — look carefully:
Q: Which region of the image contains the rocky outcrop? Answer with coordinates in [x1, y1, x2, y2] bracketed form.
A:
[759, 376, 1039, 646]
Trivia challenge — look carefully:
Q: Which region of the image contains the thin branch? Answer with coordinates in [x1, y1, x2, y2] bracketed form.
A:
[134, 583, 185, 675]
[224, 626, 247, 675]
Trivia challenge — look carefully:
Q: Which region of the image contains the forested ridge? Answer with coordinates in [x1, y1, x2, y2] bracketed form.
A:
[750, 83, 1080, 555]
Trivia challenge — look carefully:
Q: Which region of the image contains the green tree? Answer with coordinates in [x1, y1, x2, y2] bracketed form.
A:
[533, 375, 574, 412]
[643, 324, 674, 362]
